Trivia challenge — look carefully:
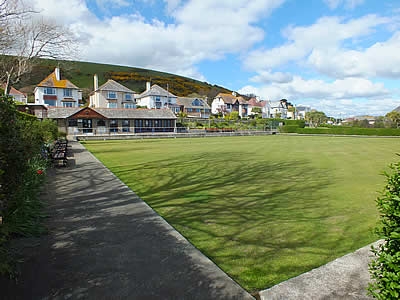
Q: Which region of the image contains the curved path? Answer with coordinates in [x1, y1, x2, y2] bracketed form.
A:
[1, 141, 253, 299]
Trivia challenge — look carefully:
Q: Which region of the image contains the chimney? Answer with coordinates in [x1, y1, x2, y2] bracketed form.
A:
[94, 74, 99, 91]
[55, 67, 60, 81]
[146, 81, 151, 91]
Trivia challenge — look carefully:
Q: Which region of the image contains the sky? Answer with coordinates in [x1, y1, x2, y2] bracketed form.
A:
[25, 0, 400, 117]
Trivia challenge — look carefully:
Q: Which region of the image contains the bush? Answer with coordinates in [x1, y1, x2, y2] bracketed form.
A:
[280, 125, 299, 133]
[296, 127, 400, 136]
[0, 95, 55, 276]
[368, 159, 400, 299]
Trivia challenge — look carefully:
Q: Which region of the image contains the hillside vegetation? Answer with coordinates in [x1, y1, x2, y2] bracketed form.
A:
[15, 58, 233, 103]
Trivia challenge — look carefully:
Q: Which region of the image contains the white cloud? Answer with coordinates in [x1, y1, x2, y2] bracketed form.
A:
[251, 71, 293, 84]
[244, 15, 400, 78]
[239, 76, 393, 116]
[308, 32, 400, 78]
[324, 0, 365, 10]
[26, 0, 285, 79]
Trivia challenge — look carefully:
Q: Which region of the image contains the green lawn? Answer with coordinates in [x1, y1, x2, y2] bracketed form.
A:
[83, 135, 399, 292]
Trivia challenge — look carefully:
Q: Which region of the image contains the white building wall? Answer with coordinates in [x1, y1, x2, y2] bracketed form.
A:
[35, 87, 80, 107]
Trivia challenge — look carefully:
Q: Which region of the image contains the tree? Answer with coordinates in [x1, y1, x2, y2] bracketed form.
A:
[225, 111, 240, 120]
[305, 110, 327, 127]
[386, 111, 400, 128]
[368, 159, 400, 299]
[0, 0, 76, 95]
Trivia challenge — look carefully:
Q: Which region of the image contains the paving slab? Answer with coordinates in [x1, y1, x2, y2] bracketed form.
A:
[258, 241, 381, 300]
[1, 141, 253, 300]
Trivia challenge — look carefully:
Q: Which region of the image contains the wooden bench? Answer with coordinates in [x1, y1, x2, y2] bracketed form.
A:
[50, 139, 68, 167]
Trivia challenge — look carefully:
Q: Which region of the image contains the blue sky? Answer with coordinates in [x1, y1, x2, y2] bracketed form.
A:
[28, 0, 400, 117]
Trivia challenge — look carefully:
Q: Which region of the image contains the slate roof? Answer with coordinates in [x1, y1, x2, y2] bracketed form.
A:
[47, 107, 177, 119]
[47, 107, 82, 119]
[138, 84, 177, 98]
[176, 97, 210, 109]
[37, 70, 79, 89]
[95, 79, 136, 93]
[94, 108, 177, 119]
[215, 93, 247, 105]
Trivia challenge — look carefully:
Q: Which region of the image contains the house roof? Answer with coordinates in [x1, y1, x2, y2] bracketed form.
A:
[47, 107, 177, 120]
[47, 107, 82, 119]
[247, 98, 264, 108]
[94, 108, 177, 119]
[95, 79, 136, 93]
[176, 97, 210, 109]
[37, 70, 79, 90]
[1, 83, 27, 97]
[137, 84, 177, 99]
[215, 93, 247, 104]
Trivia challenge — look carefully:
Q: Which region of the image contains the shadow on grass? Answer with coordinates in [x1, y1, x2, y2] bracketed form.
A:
[109, 152, 359, 291]
[0, 148, 252, 300]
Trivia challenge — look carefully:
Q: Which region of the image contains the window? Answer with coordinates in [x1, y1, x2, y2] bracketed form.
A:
[107, 102, 117, 108]
[44, 87, 56, 95]
[63, 102, 74, 107]
[110, 119, 118, 133]
[64, 89, 73, 97]
[124, 103, 135, 109]
[68, 119, 77, 127]
[108, 91, 117, 99]
[97, 120, 106, 126]
[168, 98, 172, 103]
[44, 100, 56, 106]
[125, 93, 132, 101]
[155, 102, 161, 109]
[122, 120, 130, 132]
[192, 99, 203, 106]
[155, 96, 161, 102]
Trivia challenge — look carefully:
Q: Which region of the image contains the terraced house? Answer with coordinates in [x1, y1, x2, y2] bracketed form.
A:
[34, 68, 82, 107]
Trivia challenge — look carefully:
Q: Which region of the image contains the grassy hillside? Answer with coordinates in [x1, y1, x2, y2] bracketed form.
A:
[16, 58, 233, 104]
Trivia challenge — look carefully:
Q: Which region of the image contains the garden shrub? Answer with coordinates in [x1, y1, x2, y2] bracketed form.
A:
[280, 125, 299, 133]
[0, 95, 57, 276]
[296, 127, 400, 136]
[368, 159, 400, 299]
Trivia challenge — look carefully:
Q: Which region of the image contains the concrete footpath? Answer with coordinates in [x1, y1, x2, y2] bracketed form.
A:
[1, 141, 253, 299]
[258, 242, 379, 300]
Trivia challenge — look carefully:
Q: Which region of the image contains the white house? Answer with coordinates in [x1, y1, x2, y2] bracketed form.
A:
[211, 92, 249, 118]
[34, 67, 82, 107]
[136, 82, 179, 113]
[270, 100, 288, 119]
[89, 75, 137, 109]
[2, 84, 27, 103]
[295, 105, 311, 119]
[247, 97, 271, 118]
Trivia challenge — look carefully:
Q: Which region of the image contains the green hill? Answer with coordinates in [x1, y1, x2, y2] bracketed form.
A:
[16, 59, 234, 104]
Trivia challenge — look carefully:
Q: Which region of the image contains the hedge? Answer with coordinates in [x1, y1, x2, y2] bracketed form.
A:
[294, 127, 400, 136]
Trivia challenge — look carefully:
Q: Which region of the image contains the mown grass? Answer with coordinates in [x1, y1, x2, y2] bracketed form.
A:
[83, 135, 399, 292]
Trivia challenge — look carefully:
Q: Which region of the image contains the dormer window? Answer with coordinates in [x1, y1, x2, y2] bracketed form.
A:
[192, 99, 203, 106]
[108, 91, 117, 99]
